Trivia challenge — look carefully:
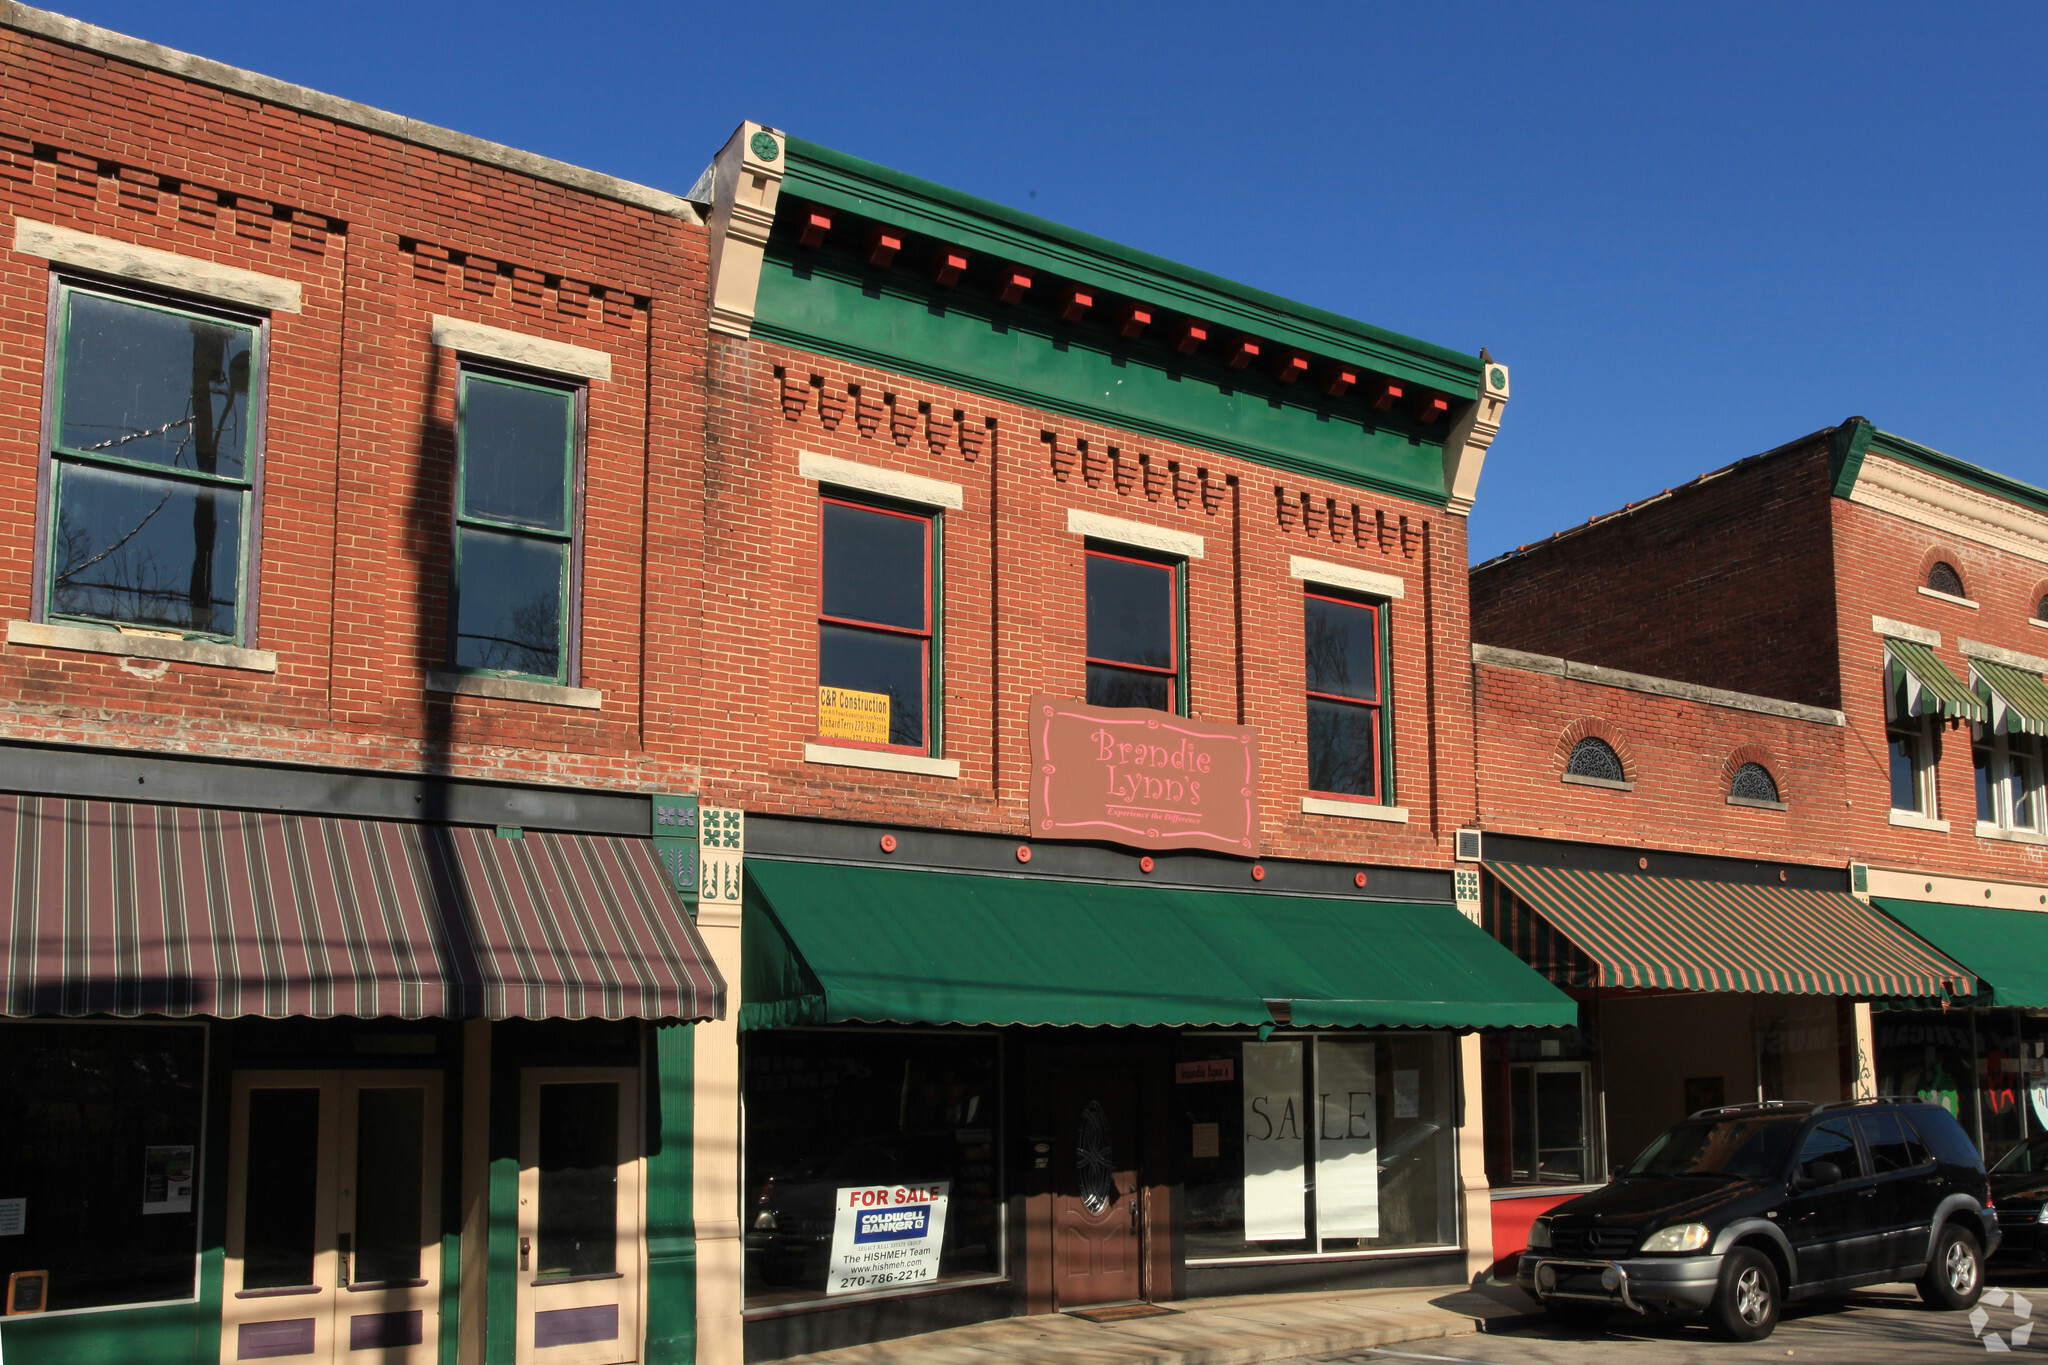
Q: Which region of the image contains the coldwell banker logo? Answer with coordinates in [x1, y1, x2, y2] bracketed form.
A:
[854, 1205, 931, 1243]
[1973, 1287, 2035, 1351]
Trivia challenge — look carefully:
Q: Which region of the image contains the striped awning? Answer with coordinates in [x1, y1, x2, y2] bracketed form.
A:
[1972, 657, 2048, 737]
[1886, 638, 1986, 723]
[0, 795, 726, 1021]
[1485, 862, 1975, 998]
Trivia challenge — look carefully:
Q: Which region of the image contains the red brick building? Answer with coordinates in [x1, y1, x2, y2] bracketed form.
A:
[1467, 418, 2048, 1258]
[692, 127, 1572, 1359]
[0, 10, 728, 1365]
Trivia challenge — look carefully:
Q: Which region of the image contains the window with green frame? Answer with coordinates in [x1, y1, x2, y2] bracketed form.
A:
[42, 283, 263, 641]
[449, 368, 581, 684]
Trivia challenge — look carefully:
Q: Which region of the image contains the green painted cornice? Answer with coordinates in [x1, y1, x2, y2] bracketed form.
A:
[1863, 427, 2048, 519]
[1828, 416, 1874, 497]
[779, 137, 1482, 398]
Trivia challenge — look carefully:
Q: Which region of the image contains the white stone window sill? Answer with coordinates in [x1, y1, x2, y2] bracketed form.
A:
[8, 619, 277, 672]
[1726, 795, 1789, 811]
[1976, 821, 2048, 845]
[804, 742, 960, 779]
[1561, 772, 1633, 792]
[1300, 796, 1409, 823]
[1918, 586, 1979, 609]
[2031, 618, 2048, 632]
[1888, 809, 1950, 832]
[426, 671, 602, 710]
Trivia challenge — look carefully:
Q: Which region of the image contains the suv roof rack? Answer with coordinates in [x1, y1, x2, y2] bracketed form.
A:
[1811, 1095, 1931, 1113]
[1687, 1100, 1813, 1119]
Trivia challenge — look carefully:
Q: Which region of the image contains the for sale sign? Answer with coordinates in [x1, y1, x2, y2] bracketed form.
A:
[825, 1182, 950, 1294]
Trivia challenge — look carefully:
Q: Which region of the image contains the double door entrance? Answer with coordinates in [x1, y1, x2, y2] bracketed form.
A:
[223, 1068, 641, 1365]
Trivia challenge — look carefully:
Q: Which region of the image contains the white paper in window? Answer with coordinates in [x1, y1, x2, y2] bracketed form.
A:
[1316, 1040, 1379, 1239]
[1241, 1040, 1305, 1240]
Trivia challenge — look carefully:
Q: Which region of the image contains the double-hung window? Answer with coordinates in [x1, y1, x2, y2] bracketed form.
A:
[43, 283, 263, 641]
[1975, 725, 2043, 832]
[1304, 590, 1387, 800]
[818, 496, 935, 751]
[1886, 672, 1940, 817]
[450, 369, 581, 684]
[1085, 548, 1181, 712]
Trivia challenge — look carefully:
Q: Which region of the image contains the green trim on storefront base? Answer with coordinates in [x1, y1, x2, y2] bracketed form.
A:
[780, 137, 1483, 397]
[741, 860, 1576, 1030]
[644, 1021, 697, 1365]
[755, 255, 1452, 506]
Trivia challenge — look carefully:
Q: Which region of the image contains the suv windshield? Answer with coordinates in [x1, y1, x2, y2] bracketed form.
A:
[1626, 1115, 1800, 1181]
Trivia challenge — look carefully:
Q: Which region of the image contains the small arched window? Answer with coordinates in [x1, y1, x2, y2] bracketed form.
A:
[1566, 737, 1625, 783]
[1928, 561, 1966, 597]
[2036, 593, 2048, 622]
[1730, 762, 1781, 803]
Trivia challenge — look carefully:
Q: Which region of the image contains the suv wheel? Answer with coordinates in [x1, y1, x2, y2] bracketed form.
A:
[1918, 1223, 1984, 1310]
[1707, 1247, 1781, 1341]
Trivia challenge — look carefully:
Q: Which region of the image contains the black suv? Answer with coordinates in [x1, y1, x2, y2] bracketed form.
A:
[1518, 1098, 1998, 1341]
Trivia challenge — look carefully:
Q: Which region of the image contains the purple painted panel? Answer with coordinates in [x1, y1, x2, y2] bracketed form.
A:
[349, 1310, 424, 1350]
[533, 1304, 618, 1349]
[237, 1318, 317, 1359]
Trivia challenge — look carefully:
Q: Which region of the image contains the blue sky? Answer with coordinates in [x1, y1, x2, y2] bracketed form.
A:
[59, 1, 2048, 563]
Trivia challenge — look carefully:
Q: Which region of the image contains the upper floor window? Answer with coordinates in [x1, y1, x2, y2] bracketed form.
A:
[819, 496, 934, 751]
[43, 284, 262, 642]
[1729, 762, 1781, 804]
[449, 369, 581, 683]
[1974, 725, 2042, 833]
[1886, 673, 1940, 816]
[1927, 561, 1966, 597]
[1565, 737, 1625, 784]
[1085, 548, 1180, 713]
[1304, 590, 1386, 799]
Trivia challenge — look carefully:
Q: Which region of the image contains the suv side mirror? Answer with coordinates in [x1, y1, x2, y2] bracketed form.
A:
[1796, 1160, 1842, 1190]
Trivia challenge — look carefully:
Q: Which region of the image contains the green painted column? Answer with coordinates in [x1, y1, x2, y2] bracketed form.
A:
[644, 1020, 698, 1365]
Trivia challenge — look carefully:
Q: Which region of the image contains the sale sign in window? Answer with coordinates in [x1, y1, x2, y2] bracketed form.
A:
[825, 1182, 951, 1294]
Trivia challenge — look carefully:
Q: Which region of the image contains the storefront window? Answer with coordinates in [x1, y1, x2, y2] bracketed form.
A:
[0, 1021, 206, 1312]
[1179, 1033, 1456, 1260]
[1876, 1009, 2033, 1164]
[742, 1030, 1001, 1307]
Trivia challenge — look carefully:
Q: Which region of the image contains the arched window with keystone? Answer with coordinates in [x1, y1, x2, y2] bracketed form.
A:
[1565, 737, 1626, 784]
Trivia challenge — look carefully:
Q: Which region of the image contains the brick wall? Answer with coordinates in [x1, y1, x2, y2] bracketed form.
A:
[1473, 660, 1851, 863]
[1470, 439, 1843, 709]
[0, 24, 711, 793]
[695, 336, 1474, 868]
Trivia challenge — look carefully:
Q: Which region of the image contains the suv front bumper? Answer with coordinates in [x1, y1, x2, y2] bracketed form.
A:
[1517, 1254, 1722, 1313]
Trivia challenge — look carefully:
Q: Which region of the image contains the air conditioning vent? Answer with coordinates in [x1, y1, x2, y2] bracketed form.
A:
[1455, 829, 1483, 863]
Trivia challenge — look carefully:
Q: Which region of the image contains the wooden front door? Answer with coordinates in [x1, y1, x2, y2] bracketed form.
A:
[222, 1071, 443, 1365]
[515, 1068, 641, 1365]
[1050, 1067, 1143, 1307]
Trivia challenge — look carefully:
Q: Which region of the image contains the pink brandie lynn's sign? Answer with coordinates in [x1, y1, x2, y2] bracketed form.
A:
[1029, 695, 1261, 856]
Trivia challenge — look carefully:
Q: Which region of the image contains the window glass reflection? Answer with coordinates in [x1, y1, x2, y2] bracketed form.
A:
[1086, 553, 1173, 669]
[53, 462, 242, 636]
[461, 379, 573, 532]
[60, 293, 251, 478]
[822, 502, 926, 630]
[454, 528, 565, 678]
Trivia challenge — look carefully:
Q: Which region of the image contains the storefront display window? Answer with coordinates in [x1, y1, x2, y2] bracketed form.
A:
[1876, 1008, 2037, 1165]
[742, 1030, 1001, 1308]
[1179, 1033, 1456, 1261]
[0, 1021, 206, 1312]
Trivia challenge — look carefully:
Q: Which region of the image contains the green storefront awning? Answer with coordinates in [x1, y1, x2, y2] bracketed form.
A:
[1873, 899, 2048, 1008]
[1886, 638, 1987, 724]
[741, 861, 1577, 1031]
[1972, 657, 2048, 737]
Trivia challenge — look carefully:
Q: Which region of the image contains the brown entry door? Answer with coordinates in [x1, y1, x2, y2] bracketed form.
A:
[1051, 1068, 1143, 1307]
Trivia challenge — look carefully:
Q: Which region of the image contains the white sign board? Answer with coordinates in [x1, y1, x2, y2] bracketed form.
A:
[1316, 1040, 1380, 1238]
[826, 1182, 950, 1294]
[143, 1144, 195, 1215]
[1241, 1040, 1305, 1241]
[0, 1198, 21, 1236]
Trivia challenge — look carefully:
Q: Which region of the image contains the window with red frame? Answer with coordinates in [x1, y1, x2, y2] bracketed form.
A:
[1085, 548, 1179, 712]
[1305, 590, 1384, 799]
[819, 497, 933, 750]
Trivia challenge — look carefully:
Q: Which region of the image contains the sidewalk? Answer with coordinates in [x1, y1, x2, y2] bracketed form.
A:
[776, 1280, 1543, 1365]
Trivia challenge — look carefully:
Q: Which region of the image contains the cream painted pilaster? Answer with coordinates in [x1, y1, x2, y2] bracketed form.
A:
[1442, 361, 1509, 517]
[1457, 1031, 1493, 1283]
[694, 809, 746, 1365]
[704, 123, 786, 338]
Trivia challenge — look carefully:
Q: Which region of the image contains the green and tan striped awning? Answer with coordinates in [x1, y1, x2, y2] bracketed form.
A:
[1972, 657, 2048, 737]
[1486, 863, 1975, 998]
[1886, 638, 1987, 723]
[0, 795, 725, 1021]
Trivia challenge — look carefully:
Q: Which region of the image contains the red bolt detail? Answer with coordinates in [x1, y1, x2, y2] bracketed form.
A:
[1354, 872, 1368, 888]
[1251, 865, 1266, 882]
[1017, 845, 1033, 864]
[1139, 856, 1155, 874]
[880, 834, 897, 853]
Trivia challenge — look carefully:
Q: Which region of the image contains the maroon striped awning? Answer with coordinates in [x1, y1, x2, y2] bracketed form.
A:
[0, 795, 726, 1021]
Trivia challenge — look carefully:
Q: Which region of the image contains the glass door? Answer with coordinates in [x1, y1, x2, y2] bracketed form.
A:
[222, 1072, 442, 1365]
[1507, 1062, 1594, 1184]
[516, 1069, 641, 1365]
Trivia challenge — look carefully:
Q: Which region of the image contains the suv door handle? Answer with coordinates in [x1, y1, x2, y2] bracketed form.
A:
[1857, 1187, 1878, 1198]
